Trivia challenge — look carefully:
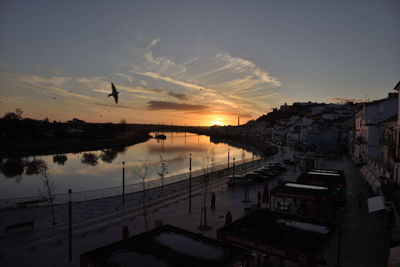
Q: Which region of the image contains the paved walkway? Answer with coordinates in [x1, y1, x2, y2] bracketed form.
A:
[0, 155, 391, 266]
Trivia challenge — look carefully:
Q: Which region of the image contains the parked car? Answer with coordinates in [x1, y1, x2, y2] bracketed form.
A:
[254, 170, 276, 178]
[245, 173, 268, 183]
[226, 176, 254, 186]
[261, 167, 282, 175]
[267, 163, 288, 171]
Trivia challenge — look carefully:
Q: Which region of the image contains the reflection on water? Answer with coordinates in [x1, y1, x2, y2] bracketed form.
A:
[25, 159, 47, 175]
[0, 157, 25, 178]
[53, 154, 68, 165]
[100, 147, 126, 163]
[0, 132, 254, 199]
[81, 152, 99, 166]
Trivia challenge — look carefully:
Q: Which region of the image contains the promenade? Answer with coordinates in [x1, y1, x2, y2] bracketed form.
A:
[0, 155, 391, 266]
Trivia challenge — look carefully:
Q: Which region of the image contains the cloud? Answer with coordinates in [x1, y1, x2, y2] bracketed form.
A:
[141, 51, 187, 77]
[132, 71, 205, 91]
[146, 38, 160, 50]
[182, 56, 199, 65]
[200, 51, 280, 88]
[140, 80, 148, 87]
[147, 101, 208, 111]
[167, 92, 188, 100]
[114, 73, 133, 83]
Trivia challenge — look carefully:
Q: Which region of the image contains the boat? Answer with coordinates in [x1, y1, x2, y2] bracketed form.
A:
[155, 134, 167, 140]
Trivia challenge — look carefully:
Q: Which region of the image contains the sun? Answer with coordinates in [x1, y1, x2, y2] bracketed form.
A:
[211, 120, 223, 126]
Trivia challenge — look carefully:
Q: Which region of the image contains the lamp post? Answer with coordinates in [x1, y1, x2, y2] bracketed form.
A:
[233, 157, 235, 179]
[122, 161, 125, 205]
[68, 189, 72, 262]
[189, 153, 192, 214]
[228, 148, 230, 169]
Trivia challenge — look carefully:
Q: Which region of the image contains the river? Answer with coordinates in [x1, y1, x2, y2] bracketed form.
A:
[0, 132, 256, 199]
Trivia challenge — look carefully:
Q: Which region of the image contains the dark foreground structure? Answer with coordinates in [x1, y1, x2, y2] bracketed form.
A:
[217, 210, 338, 267]
[80, 224, 249, 267]
[270, 182, 336, 220]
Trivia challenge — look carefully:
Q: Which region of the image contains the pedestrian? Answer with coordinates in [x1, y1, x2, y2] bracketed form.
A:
[225, 211, 232, 226]
[358, 192, 363, 210]
[122, 225, 129, 240]
[211, 192, 216, 209]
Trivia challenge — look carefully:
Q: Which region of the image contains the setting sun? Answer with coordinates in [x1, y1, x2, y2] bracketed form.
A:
[212, 120, 223, 126]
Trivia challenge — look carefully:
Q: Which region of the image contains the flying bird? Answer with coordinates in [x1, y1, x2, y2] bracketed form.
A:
[108, 82, 119, 104]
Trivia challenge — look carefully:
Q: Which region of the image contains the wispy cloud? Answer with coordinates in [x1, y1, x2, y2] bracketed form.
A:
[147, 101, 208, 111]
[114, 73, 133, 83]
[182, 56, 199, 65]
[140, 80, 148, 87]
[146, 38, 160, 50]
[132, 71, 205, 91]
[167, 92, 188, 100]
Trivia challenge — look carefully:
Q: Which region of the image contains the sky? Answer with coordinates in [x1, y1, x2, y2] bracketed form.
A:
[0, 0, 399, 126]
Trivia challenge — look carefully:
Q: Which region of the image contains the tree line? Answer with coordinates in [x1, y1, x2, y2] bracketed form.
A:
[0, 109, 127, 138]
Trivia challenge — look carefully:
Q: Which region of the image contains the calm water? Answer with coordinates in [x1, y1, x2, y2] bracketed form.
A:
[0, 132, 254, 199]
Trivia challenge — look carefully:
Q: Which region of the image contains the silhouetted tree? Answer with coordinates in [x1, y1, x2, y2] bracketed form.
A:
[157, 155, 168, 192]
[38, 169, 57, 225]
[199, 150, 212, 230]
[2, 108, 23, 120]
[135, 160, 150, 231]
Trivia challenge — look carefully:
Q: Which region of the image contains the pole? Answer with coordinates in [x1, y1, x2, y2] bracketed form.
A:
[233, 157, 235, 179]
[189, 153, 192, 214]
[122, 161, 125, 205]
[337, 227, 342, 267]
[228, 148, 230, 169]
[68, 189, 72, 262]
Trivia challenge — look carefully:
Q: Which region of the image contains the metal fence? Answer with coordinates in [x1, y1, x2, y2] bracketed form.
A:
[0, 156, 266, 209]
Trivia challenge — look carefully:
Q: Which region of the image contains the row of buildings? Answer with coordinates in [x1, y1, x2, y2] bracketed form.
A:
[211, 81, 400, 199]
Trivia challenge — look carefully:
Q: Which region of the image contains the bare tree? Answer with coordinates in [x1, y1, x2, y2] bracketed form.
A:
[210, 147, 216, 173]
[157, 155, 168, 193]
[199, 150, 212, 230]
[135, 160, 150, 231]
[38, 168, 57, 225]
[241, 149, 246, 174]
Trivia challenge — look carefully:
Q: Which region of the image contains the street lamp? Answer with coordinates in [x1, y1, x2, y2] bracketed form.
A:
[189, 153, 192, 214]
[228, 148, 230, 169]
[233, 157, 235, 179]
[68, 189, 72, 262]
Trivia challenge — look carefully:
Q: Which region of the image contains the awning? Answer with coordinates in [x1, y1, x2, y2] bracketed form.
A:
[368, 196, 386, 213]
[388, 245, 400, 267]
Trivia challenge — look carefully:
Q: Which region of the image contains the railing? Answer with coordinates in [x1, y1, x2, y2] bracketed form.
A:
[0, 156, 267, 209]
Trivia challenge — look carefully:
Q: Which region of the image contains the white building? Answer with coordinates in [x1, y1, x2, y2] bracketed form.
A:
[355, 92, 398, 161]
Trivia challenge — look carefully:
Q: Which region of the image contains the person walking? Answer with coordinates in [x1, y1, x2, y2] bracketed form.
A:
[225, 211, 232, 226]
[211, 192, 216, 209]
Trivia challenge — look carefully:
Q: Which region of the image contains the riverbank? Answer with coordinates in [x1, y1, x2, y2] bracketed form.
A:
[0, 130, 152, 157]
[0, 155, 391, 266]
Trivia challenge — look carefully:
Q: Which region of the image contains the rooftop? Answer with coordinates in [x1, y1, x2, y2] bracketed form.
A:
[81, 225, 249, 267]
[217, 210, 337, 255]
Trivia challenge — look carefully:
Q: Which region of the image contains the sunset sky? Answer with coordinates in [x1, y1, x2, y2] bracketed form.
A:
[0, 1, 399, 126]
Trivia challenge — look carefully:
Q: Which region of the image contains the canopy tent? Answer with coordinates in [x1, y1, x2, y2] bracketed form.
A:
[388, 245, 400, 267]
[367, 195, 386, 213]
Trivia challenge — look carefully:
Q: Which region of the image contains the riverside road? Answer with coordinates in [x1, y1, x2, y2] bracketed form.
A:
[0, 155, 391, 266]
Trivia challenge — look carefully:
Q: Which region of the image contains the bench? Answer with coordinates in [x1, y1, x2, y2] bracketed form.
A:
[4, 220, 34, 234]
